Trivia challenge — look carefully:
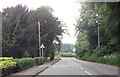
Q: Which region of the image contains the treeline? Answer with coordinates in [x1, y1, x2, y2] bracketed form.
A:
[60, 43, 73, 52]
[2, 4, 64, 59]
[75, 2, 120, 66]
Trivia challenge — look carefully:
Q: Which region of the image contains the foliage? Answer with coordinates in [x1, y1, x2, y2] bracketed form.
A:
[0, 57, 16, 69]
[0, 57, 14, 61]
[0, 57, 50, 76]
[49, 45, 55, 60]
[75, 2, 120, 51]
[60, 43, 73, 52]
[14, 57, 49, 71]
[60, 52, 76, 57]
[14, 58, 36, 71]
[2, 4, 64, 58]
[93, 45, 113, 57]
[0, 57, 17, 76]
[75, 2, 120, 66]
[80, 52, 119, 66]
[33, 57, 42, 65]
[76, 48, 89, 59]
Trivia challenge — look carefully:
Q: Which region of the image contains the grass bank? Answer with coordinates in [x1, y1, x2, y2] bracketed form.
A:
[77, 52, 120, 66]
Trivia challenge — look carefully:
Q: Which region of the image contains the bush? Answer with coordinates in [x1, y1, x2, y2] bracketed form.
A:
[1, 57, 50, 76]
[0, 57, 16, 69]
[14, 58, 36, 71]
[14, 57, 50, 71]
[0, 61, 16, 69]
[50, 51, 55, 61]
[79, 52, 119, 66]
[42, 57, 50, 63]
[60, 52, 76, 57]
[0, 57, 17, 76]
[0, 57, 14, 61]
[34, 57, 42, 65]
[93, 45, 113, 57]
[76, 48, 89, 59]
[102, 53, 119, 66]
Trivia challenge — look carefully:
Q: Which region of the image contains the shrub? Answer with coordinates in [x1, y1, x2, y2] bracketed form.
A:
[1, 57, 50, 76]
[0, 57, 14, 61]
[0, 61, 16, 69]
[0, 57, 16, 69]
[14, 57, 50, 71]
[79, 52, 119, 66]
[76, 48, 89, 59]
[103, 52, 119, 66]
[34, 57, 42, 65]
[93, 45, 113, 57]
[0, 57, 17, 76]
[50, 51, 55, 61]
[60, 52, 76, 57]
[14, 58, 36, 71]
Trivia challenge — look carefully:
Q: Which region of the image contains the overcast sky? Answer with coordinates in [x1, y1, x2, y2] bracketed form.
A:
[0, 0, 81, 44]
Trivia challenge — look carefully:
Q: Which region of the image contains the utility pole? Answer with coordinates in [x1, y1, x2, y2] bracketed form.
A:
[98, 26, 100, 47]
[95, 3, 100, 47]
[38, 22, 41, 57]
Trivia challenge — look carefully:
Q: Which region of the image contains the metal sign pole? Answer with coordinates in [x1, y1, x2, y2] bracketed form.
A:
[42, 48, 43, 58]
[40, 44, 45, 63]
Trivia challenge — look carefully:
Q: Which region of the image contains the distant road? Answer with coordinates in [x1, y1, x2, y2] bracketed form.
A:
[37, 57, 119, 76]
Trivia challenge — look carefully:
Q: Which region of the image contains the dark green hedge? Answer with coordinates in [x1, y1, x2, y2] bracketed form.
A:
[14, 58, 36, 71]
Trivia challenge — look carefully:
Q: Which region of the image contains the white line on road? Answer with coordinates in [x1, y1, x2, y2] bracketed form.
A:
[79, 67, 84, 70]
[85, 71, 92, 75]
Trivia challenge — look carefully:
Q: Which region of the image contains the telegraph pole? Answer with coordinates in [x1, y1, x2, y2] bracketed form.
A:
[38, 22, 41, 57]
[95, 3, 100, 47]
[98, 26, 100, 47]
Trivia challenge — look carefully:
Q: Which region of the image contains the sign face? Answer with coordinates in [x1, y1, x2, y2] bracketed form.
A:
[40, 44, 45, 48]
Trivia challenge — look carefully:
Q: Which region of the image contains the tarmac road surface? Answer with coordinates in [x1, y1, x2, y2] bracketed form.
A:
[37, 57, 119, 76]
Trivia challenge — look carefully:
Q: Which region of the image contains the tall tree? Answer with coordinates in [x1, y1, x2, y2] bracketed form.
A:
[2, 5, 64, 58]
[2, 5, 30, 58]
[75, 2, 120, 55]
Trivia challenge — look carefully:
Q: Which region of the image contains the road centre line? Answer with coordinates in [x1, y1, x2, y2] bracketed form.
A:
[73, 61, 93, 76]
[71, 60, 85, 70]
[79, 67, 84, 70]
[73, 59, 94, 76]
[85, 71, 92, 75]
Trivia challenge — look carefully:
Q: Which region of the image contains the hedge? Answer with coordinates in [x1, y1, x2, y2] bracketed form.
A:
[0, 57, 17, 76]
[0, 57, 50, 77]
[60, 52, 76, 57]
[14, 58, 36, 71]
[0, 57, 16, 69]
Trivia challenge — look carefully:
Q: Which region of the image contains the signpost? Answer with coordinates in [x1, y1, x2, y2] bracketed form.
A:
[40, 44, 45, 58]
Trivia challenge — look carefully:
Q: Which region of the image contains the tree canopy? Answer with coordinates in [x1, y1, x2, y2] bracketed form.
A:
[2, 5, 64, 58]
[75, 2, 120, 57]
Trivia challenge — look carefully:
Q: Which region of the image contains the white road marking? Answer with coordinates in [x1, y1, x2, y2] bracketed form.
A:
[71, 59, 85, 70]
[79, 67, 84, 70]
[85, 71, 92, 75]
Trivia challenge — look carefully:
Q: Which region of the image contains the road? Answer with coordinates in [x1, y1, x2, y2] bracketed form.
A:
[37, 57, 119, 76]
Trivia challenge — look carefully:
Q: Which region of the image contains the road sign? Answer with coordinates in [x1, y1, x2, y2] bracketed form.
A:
[40, 44, 45, 48]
